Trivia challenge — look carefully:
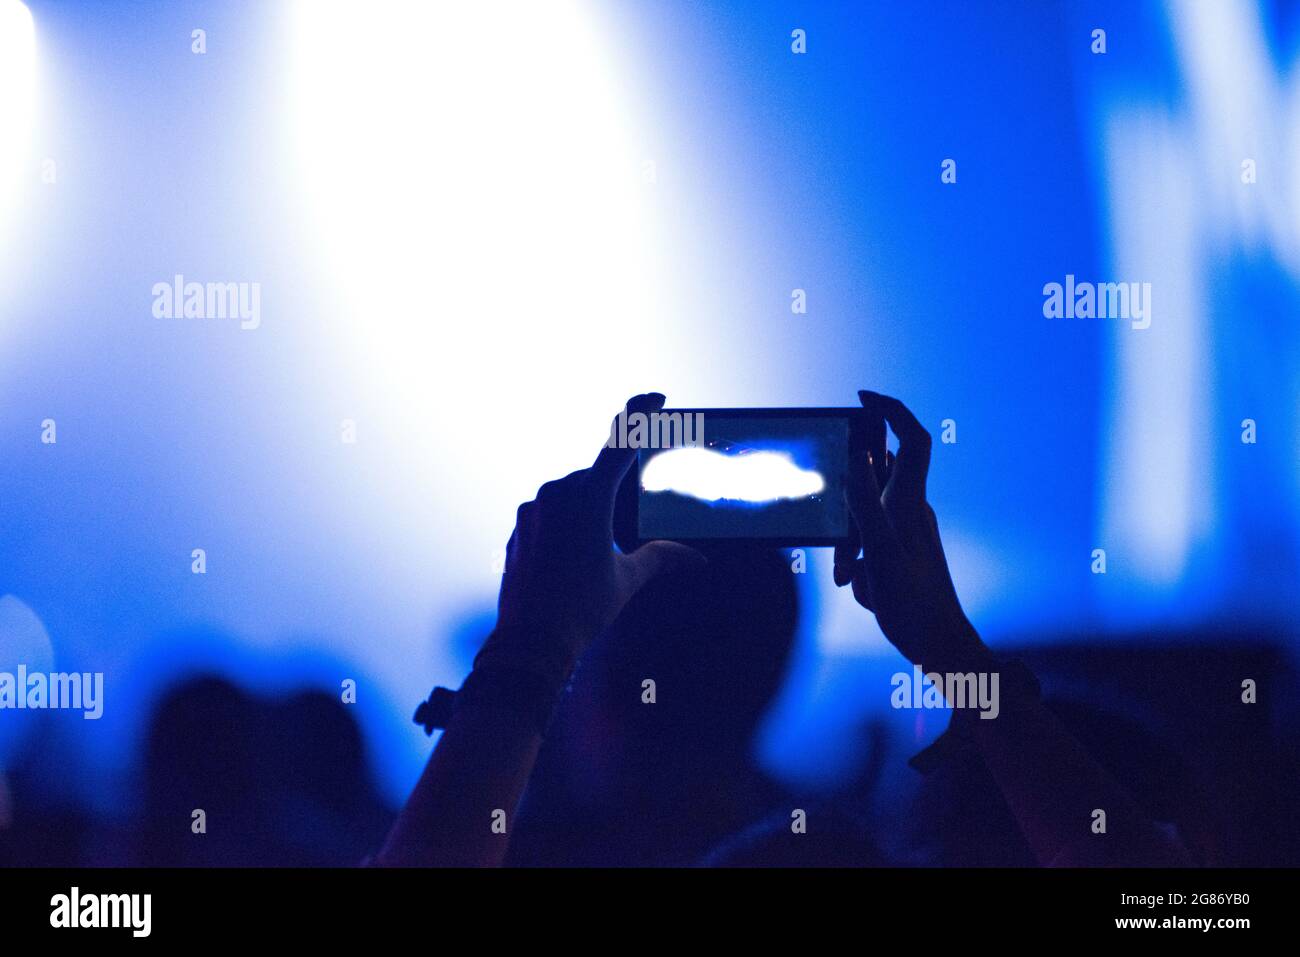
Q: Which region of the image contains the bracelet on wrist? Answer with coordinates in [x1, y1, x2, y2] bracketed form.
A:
[412, 661, 571, 739]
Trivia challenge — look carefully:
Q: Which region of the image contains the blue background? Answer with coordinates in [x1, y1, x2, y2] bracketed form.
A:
[1, 0, 1297, 822]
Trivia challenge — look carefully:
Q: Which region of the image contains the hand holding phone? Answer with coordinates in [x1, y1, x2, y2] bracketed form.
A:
[834, 390, 982, 671]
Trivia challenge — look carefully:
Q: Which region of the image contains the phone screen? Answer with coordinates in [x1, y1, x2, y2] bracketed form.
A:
[616, 408, 875, 547]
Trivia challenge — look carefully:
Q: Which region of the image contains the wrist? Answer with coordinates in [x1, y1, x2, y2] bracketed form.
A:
[474, 621, 585, 688]
[453, 663, 568, 738]
[914, 613, 990, 675]
[412, 648, 575, 740]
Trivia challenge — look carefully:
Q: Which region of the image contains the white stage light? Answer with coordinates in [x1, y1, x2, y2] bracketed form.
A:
[285, 0, 714, 558]
[0, 1, 37, 277]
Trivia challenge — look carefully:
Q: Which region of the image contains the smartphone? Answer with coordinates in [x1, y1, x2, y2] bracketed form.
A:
[613, 407, 885, 550]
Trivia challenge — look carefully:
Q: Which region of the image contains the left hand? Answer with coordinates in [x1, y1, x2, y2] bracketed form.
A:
[480, 393, 705, 682]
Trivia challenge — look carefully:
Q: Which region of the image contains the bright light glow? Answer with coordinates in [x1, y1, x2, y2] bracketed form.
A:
[0, 1, 37, 270]
[283, 0, 718, 570]
[642, 447, 825, 503]
[1097, 0, 1300, 605]
[282, 1, 735, 777]
[1099, 110, 1204, 590]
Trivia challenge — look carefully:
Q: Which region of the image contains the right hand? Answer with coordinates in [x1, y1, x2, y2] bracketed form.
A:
[833, 390, 983, 669]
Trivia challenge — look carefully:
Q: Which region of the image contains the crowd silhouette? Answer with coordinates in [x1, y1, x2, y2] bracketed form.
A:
[2, 391, 1296, 868]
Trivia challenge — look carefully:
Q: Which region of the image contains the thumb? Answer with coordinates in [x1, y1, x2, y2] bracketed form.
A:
[620, 540, 707, 595]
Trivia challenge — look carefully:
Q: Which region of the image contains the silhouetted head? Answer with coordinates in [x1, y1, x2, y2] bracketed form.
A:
[508, 546, 799, 865]
[139, 674, 389, 866]
[550, 545, 799, 805]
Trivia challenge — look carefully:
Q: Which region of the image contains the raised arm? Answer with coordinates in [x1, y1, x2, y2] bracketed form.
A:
[834, 390, 1189, 867]
[374, 393, 702, 867]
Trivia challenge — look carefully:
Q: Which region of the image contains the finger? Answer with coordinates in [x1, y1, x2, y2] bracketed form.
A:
[620, 540, 706, 595]
[856, 509, 912, 628]
[507, 500, 537, 565]
[860, 391, 931, 502]
[833, 526, 861, 586]
[514, 499, 535, 530]
[503, 528, 518, 573]
[589, 392, 666, 507]
[534, 473, 583, 511]
[844, 450, 892, 550]
[847, 562, 874, 612]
